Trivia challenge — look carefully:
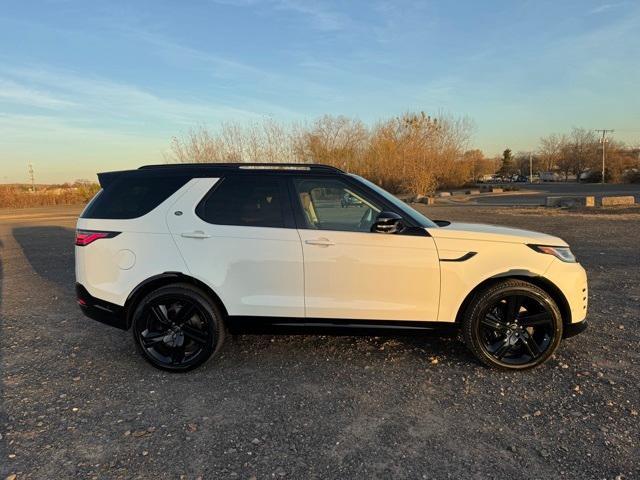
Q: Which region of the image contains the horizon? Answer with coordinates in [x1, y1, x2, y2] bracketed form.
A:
[1, 0, 639, 183]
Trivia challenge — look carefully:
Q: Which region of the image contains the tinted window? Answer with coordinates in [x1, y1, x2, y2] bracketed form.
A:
[198, 176, 285, 228]
[82, 175, 189, 219]
[293, 177, 382, 232]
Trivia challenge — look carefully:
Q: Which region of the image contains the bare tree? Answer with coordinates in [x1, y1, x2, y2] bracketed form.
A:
[294, 115, 368, 170]
[538, 133, 568, 174]
[168, 127, 225, 163]
[168, 119, 299, 164]
[169, 111, 476, 195]
[566, 128, 598, 179]
[463, 149, 486, 181]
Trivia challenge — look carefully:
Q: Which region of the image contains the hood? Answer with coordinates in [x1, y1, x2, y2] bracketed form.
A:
[427, 222, 568, 246]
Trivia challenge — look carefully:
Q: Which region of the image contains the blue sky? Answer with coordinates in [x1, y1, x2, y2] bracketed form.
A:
[1, 0, 639, 183]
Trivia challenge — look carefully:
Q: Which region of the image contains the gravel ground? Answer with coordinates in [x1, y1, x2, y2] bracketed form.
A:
[1, 204, 638, 480]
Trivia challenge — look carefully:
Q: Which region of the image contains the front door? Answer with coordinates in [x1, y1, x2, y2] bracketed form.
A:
[290, 176, 440, 321]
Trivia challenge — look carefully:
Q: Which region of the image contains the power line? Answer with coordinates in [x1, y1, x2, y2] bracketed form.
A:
[595, 129, 614, 184]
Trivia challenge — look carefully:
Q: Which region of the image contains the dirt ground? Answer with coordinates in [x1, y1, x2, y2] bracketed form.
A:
[1, 204, 638, 479]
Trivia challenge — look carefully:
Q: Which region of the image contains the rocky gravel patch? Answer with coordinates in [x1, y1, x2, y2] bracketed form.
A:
[1, 205, 638, 479]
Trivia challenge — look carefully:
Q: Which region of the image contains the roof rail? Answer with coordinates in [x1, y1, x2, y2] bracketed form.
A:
[139, 162, 343, 173]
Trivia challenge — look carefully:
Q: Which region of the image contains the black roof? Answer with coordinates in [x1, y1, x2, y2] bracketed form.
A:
[138, 162, 343, 173]
[98, 163, 344, 187]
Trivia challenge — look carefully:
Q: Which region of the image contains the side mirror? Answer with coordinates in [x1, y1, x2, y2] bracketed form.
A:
[371, 211, 404, 234]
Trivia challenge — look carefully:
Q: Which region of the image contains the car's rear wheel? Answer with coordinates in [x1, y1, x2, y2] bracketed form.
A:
[462, 279, 563, 370]
[132, 284, 225, 372]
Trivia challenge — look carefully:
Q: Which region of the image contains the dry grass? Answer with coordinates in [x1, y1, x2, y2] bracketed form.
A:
[0, 183, 100, 209]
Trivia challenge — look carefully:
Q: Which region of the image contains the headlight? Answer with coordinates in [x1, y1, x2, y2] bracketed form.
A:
[528, 244, 576, 262]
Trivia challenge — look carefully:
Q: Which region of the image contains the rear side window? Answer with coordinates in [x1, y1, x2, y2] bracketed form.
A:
[197, 176, 285, 228]
[82, 175, 189, 219]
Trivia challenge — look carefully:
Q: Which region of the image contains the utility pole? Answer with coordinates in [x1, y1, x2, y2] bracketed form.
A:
[595, 129, 613, 184]
[28, 163, 35, 192]
[472, 155, 476, 183]
[529, 152, 533, 183]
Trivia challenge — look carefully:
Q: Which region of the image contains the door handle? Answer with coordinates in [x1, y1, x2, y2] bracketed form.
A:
[181, 231, 211, 239]
[305, 238, 335, 247]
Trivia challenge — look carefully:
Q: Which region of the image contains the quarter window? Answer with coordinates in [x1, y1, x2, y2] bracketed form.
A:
[81, 175, 189, 219]
[197, 176, 285, 228]
[293, 178, 382, 232]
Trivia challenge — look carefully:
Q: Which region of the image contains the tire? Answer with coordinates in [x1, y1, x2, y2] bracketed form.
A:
[131, 283, 225, 372]
[462, 279, 563, 370]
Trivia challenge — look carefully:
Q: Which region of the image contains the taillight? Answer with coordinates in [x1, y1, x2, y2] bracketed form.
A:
[75, 229, 120, 246]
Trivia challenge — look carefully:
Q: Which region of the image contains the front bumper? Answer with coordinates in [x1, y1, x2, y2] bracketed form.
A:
[544, 259, 588, 324]
[563, 319, 588, 339]
[76, 283, 127, 330]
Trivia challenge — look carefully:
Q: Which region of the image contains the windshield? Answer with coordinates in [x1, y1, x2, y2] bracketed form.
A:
[350, 174, 438, 228]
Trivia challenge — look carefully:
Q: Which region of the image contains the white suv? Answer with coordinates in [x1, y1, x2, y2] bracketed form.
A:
[75, 163, 588, 371]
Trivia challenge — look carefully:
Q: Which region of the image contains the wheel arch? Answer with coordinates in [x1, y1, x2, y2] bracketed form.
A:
[124, 272, 229, 329]
[454, 274, 572, 327]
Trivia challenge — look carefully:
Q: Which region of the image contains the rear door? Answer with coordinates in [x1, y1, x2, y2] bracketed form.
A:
[290, 175, 440, 321]
[167, 174, 304, 318]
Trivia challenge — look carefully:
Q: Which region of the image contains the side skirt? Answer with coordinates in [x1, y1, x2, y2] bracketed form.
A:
[226, 316, 459, 337]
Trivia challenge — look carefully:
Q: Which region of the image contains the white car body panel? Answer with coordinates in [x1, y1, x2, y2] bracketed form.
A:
[429, 224, 586, 323]
[429, 222, 568, 246]
[75, 179, 199, 305]
[166, 178, 305, 318]
[297, 229, 440, 320]
[543, 258, 588, 323]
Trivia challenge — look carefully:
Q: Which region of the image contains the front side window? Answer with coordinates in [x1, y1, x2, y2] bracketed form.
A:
[293, 177, 382, 232]
[197, 176, 285, 228]
[351, 174, 438, 228]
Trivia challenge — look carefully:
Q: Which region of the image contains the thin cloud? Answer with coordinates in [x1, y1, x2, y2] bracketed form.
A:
[129, 29, 277, 82]
[121, 29, 340, 105]
[0, 64, 276, 126]
[211, 0, 350, 31]
[273, 0, 349, 31]
[0, 112, 151, 143]
[588, 2, 627, 15]
[0, 78, 76, 109]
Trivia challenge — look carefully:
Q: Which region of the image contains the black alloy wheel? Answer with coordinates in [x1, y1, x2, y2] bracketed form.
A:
[132, 284, 224, 371]
[463, 280, 563, 370]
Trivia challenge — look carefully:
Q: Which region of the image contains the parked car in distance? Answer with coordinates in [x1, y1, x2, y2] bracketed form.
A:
[478, 174, 498, 183]
[579, 169, 612, 183]
[539, 171, 560, 182]
[75, 163, 588, 371]
[579, 169, 593, 182]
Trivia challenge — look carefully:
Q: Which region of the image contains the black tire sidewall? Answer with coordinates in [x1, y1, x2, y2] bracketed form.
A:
[131, 284, 224, 372]
[463, 281, 563, 370]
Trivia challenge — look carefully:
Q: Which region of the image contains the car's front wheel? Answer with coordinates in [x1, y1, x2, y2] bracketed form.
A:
[462, 279, 563, 370]
[132, 283, 225, 372]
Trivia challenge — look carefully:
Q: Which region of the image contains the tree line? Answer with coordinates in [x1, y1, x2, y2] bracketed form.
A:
[168, 113, 640, 195]
[169, 112, 475, 195]
[498, 128, 639, 183]
[0, 182, 100, 209]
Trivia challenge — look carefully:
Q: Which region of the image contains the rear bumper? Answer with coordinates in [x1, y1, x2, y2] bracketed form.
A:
[563, 320, 588, 339]
[76, 283, 127, 330]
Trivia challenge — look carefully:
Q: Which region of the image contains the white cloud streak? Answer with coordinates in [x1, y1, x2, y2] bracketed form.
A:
[588, 2, 627, 15]
[0, 64, 281, 128]
[211, 0, 350, 31]
[0, 78, 76, 109]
